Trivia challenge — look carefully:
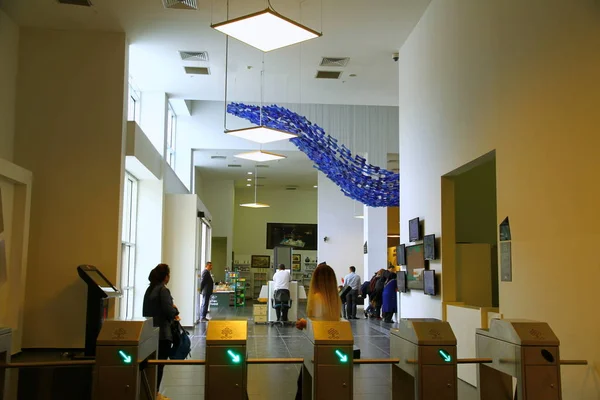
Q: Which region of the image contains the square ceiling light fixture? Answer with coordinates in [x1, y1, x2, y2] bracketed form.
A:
[234, 150, 286, 162]
[225, 126, 297, 144]
[211, 8, 321, 52]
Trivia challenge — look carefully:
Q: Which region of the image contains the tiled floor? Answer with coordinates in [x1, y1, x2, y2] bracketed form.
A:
[160, 303, 479, 400]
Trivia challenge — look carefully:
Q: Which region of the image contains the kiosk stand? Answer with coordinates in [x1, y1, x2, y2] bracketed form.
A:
[77, 265, 121, 357]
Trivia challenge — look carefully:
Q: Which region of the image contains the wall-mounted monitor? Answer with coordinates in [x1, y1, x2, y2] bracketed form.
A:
[396, 244, 406, 265]
[409, 217, 420, 242]
[424, 269, 436, 295]
[406, 244, 425, 290]
[266, 223, 318, 250]
[424, 234, 436, 260]
[397, 270, 407, 293]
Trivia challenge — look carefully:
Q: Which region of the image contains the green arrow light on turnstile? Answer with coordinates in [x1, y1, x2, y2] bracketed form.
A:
[227, 349, 242, 364]
[118, 350, 132, 364]
[438, 349, 452, 363]
[335, 349, 348, 363]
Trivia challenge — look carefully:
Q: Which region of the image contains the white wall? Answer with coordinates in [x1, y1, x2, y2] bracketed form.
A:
[133, 179, 163, 318]
[164, 163, 189, 195]
[163, 194, 199, 327]
[0, 10, 18, 162]
[139, 92, 167, 156]
[198, 178, 234, 269]
[234, 186, 317, 264]
[317, 173, 364, 284]
[398, 1, 600, 397]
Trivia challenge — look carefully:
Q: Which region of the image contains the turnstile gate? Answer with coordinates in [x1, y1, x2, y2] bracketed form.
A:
[390, 318, 458, 400]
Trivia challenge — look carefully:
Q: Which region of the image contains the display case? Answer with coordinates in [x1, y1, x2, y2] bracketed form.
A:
[253, 270, 268, 299]
[226, 272, 246, 308]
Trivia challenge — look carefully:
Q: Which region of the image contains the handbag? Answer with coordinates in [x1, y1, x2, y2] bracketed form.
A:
[169, 320, 191, 360]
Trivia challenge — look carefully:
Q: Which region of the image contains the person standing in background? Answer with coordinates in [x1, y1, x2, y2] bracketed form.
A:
[382, 272, 398, 323]
[143, 264, 179, 400]
[272, 263, 292, 322]
[343, 266, 362, 319]
[199, 261, 214, 322]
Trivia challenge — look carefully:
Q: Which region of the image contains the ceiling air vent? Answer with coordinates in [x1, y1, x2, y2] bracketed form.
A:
[315, 70, 342, 80]
[285, 187, 297, 191]
[163, 0, 198, 10]
[255, 176, 266, 180]
[227, 164, 241, 168]
[256, 184, 265, 187]
[211, 155, 226, 160]
[185, 67, 210, 75]
[57, 0, 92, 6]
[320, 57, 350, 67]
[179, 51, 209, 62]
[256, 164, 270, 168]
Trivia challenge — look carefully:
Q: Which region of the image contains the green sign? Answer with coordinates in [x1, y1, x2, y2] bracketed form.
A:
[227, 349, 242, 364]
[438, 349, 452, 363]
[118, 350, 132, 364]
[335, 349, 348, 363]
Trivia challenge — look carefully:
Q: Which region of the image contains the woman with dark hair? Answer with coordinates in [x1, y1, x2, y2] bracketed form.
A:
[382, 272, 398, 323]
[143, 263, 179, 400]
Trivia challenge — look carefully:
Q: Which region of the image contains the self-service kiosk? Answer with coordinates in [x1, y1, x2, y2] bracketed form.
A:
[77, 265, 122, 356]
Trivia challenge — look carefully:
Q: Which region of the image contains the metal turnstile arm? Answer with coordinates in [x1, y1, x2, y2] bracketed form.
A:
[354, 358, 401, 365]
[457, 358, 492, 364]
[146, 359, 206, 366]
[560, 359, 588, 366]
[0, 360, 96, 369]
[247, 358, 304, 364]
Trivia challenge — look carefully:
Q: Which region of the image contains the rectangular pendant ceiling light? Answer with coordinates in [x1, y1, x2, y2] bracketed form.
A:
[239, 202, 270, 208]
[225, 126, 297, 144]
[212, 8, 321, 52]
[234, 150, 286, 162]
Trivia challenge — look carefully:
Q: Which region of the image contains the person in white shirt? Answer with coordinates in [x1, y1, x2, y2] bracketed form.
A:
[343, 266, 362, 319]
[272, 264, 292, 321]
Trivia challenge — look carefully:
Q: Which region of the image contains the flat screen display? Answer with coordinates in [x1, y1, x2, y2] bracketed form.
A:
[424, 270, 436, 295]
[397, 270, 407, 293]
[266, 223, 317, 250]
[409, 217, 420, 242]
[424, 234, 435, 260]
[396, 244, 406, 265]
[406, 244, 425, 290]
[85, 270, 116, 290]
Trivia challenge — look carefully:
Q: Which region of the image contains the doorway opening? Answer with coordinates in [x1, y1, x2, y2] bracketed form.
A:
[441, 151, 498, 307]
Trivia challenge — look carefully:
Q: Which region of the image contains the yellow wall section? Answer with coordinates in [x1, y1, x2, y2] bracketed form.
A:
[399, 1, 600, 397]
[0, 10, 18, 162]
[14, 28, 127, 348]
[234, 187, 318, 261]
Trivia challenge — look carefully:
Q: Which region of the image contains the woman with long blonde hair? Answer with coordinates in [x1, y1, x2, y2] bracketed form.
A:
[296, 263, 341, 327]
[295, 263, 342, 399]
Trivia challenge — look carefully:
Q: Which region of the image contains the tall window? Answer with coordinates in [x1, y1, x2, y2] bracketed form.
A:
[120, 173, 138, 319]
[127, 84, 141, 123]
[166, 105, 177, 167]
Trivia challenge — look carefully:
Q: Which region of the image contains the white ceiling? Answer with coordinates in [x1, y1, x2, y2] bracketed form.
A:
[194, 149, 399, 189]
[1, 0, 431, 106]
[194, 149, 318, 189]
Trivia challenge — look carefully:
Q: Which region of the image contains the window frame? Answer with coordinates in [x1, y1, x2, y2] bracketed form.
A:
[166, 105, 177, 167]
[119, 172, 138, 319]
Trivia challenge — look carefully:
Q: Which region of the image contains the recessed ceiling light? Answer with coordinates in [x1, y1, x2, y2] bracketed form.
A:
[211, 8, 321, 52]
[246, 183, 251, 187]
[314, 185, 318, 188]
[239, 202, 270, 208]
[354, 215, 364, 219]
[247, 178, 252, 181]
[234, 150, 286, 162]
[225, 126, 297, 144]
[247, 172, 253, 175]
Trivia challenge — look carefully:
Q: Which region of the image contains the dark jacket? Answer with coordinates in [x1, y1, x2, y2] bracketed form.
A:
[142, 283, 179, 341]
[200, 268, 214, 295]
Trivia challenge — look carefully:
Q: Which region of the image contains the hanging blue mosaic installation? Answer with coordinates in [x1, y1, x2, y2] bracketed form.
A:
[227, 102, 399, 207]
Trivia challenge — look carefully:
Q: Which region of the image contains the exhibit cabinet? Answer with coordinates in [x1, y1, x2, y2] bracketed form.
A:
[163, 194, 212, 326]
